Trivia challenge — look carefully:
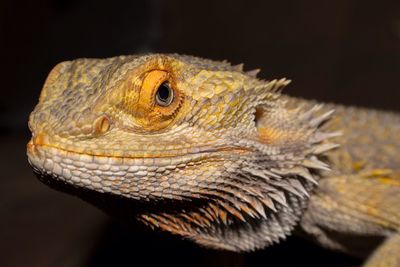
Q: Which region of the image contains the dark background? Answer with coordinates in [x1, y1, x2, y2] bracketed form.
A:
[1, 0, 399, 266]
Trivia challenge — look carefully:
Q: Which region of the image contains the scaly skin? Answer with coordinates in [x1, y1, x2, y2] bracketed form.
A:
[27, 54, 400, 266]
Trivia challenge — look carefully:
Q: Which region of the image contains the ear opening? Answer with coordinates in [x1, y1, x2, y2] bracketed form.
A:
[253, 105, 274, 144]
[254, 106, 265, 128]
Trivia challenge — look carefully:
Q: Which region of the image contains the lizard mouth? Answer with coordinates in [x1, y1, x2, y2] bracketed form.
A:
[27, 134, 251, 160]
[27, 137, 252, 199]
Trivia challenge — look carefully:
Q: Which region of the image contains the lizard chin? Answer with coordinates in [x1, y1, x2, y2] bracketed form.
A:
[28, 142, 316, 252]
[29, 141, 319, 252]
[32, 163, 313, 252]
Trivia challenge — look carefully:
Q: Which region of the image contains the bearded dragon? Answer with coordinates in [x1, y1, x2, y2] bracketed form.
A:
[27, 54, 400, 266]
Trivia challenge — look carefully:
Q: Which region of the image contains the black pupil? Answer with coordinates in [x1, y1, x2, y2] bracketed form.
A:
[157, 82, 170, 102]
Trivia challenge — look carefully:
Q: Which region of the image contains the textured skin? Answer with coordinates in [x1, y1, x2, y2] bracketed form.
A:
[27, 54, 400, 266]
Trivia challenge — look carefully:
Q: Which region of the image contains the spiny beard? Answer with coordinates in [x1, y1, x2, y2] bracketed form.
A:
[139, 104, 339, 251]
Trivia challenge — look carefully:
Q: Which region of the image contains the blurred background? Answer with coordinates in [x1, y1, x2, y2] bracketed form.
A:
[1, 0, 399, 266]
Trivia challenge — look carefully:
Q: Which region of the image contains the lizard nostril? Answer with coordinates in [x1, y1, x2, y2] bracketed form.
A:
[93, 115, 111, 135]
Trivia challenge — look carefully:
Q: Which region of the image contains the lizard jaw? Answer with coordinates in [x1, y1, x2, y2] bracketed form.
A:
[29, 147, 312, 253]
[27, 136, 318, 252]
[27, 139, 250, 199]
[27, 103, 339, 252]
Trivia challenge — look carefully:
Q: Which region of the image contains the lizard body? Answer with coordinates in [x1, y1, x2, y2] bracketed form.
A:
[27, 54, 400, 266]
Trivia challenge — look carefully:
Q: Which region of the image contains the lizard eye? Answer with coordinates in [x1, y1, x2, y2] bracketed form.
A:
[155, 81, 174, 106]
[129, 68, 183, 131]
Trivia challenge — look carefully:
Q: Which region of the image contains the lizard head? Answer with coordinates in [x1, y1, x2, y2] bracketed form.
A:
[27, 54, 337, 251]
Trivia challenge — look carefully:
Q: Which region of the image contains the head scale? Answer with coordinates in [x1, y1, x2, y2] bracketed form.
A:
[27, 54, 336, 251]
